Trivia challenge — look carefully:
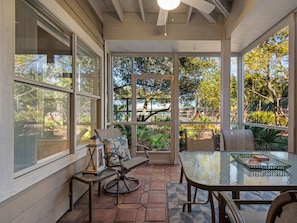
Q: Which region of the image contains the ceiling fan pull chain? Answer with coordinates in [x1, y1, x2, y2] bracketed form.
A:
[164, 9, 167, 36]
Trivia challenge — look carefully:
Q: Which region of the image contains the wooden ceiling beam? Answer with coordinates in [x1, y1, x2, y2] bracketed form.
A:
[111, 0, 124, 22]
[210, 0, 231, 18]
[88, 0, 104, 22]
[201, 12, 217, 24]
[186, 7, 193, 23]
[138, 0, 146, 22]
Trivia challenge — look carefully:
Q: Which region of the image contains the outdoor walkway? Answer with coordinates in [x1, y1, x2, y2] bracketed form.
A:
[57, 164, 181, 223]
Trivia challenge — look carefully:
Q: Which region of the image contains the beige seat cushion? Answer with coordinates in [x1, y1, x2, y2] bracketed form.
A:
[226, 208, 267, 223]
[122, 156, 149, 170]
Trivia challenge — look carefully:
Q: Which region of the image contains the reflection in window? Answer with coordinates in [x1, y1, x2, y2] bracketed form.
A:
[76, 96, 97, 145]
[77, 39, 100, 95]
[14, 0, 72, 173]
[14, 83, 70, 172]
[15, 0, 72, 89]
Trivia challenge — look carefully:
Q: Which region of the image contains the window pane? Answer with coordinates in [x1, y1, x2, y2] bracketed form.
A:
[179, 123, 221, 151]
[14, 83, 70, 172]
[15, 0, 72, 89]
[77, 39, 100, 95]
[106, 53, 111, 123]
[231, 57, 238, 123]
[109, 124, 171, 152]
[136, 79, 171, 122]
[76, 96, 97, 145]
[114, 99, 132, 122]
[243, 27, 288, 151]
[243, 27, 289, 127]
[133, 57, 173, 75]
[137, 125, 171, 151]
[179, 57, 221, 122]
[113, 56, 132, 122]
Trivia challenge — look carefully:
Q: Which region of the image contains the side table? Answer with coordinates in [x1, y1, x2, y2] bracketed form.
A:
[70, 168, 119, 222]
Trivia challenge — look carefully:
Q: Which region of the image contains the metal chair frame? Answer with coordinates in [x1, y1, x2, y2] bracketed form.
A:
[94, 128, 149, 194]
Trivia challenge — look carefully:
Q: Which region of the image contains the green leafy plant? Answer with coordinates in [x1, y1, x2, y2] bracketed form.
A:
[247, 126, 287, 151]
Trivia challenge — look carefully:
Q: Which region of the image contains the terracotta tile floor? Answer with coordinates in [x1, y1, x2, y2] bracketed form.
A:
[57, 164, 181, 223]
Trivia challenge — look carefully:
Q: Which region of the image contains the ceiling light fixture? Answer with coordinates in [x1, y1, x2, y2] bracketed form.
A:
[157, 0, 180, 11]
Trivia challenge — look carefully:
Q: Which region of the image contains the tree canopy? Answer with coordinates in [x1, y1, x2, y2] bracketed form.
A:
[244, 26, 288, 126]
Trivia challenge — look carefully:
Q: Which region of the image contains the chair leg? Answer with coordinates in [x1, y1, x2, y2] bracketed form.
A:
[104, 174, 141, 194]
[193, 188, 210, 205]
[183, 190, 216, 223]
[193, 188, 198, 201]
[180, 167, 184, 183]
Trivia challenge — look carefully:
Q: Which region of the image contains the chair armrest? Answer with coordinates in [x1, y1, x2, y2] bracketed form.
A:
[218, 192, 245, 223]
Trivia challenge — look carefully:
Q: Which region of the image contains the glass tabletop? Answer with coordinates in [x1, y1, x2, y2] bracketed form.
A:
[179, 151, 297, 190]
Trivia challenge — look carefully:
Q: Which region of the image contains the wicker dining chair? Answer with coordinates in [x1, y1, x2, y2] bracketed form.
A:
[180, 129, 216, 182]
[221, 129, 255, 151]
[218, 190, 297, 223]
[180, 129, 216, 208]
[220, 129, 257, 205]
[94, 128, 149, 194]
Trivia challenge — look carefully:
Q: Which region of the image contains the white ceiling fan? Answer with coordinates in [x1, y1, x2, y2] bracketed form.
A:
[157, 0, 215, 26]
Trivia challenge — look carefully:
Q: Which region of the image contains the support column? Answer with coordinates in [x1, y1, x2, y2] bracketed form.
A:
[237, 54, 244, 129]
[172, 53, 180, 164]
[288, 13, 297, 153]
[220, 38, 231, 150]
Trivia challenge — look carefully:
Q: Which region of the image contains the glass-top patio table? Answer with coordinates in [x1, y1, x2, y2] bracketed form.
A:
[179, 151, 297, 223]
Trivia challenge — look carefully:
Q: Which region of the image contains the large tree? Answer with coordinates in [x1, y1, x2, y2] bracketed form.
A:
[179, 57, 221, 120]
[244, 27, 289, 126]
[113, 56, 222, 122]
[113, 56, 173, 122]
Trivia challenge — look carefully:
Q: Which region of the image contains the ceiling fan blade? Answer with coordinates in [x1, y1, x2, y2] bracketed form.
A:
[181, 0, 215, 14]
[157, 8, 168, 26]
